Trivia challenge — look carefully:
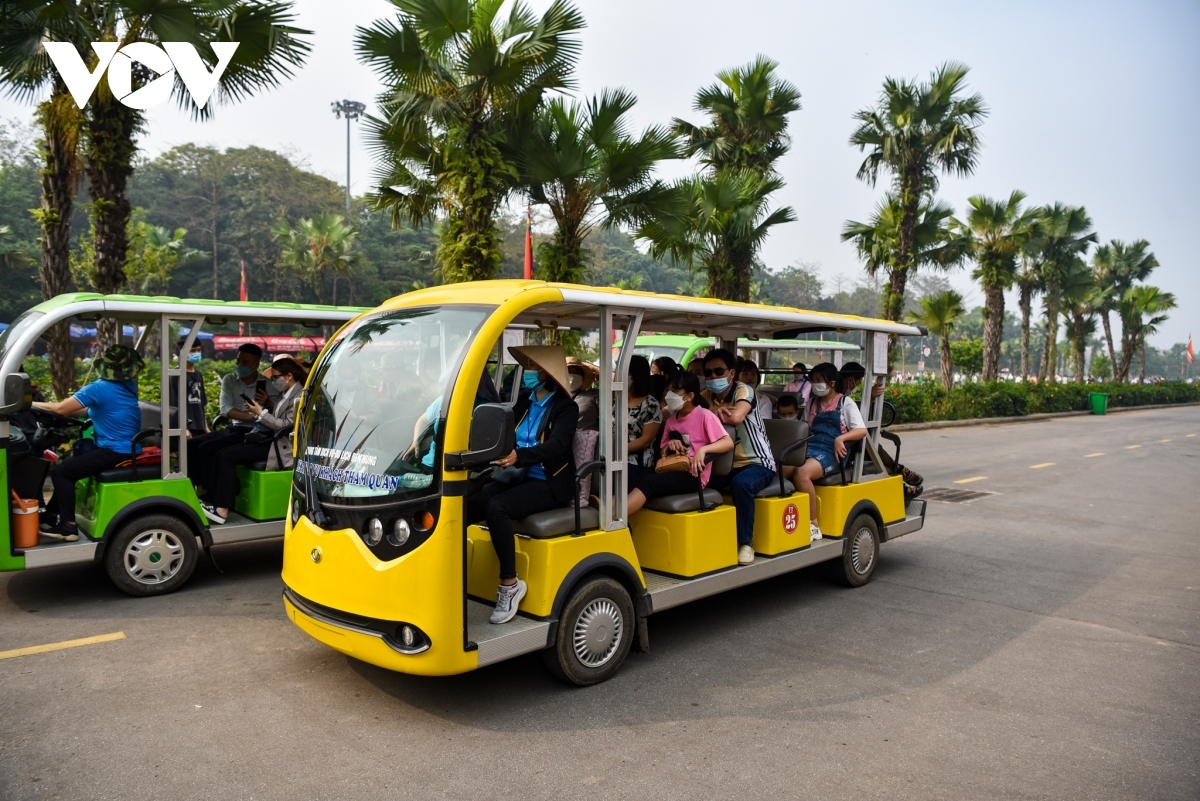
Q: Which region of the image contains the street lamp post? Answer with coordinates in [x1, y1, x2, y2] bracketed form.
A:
[331, 100, 367, 217]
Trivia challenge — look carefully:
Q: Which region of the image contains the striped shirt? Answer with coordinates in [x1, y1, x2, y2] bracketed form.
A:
[702, 381, 776, 471]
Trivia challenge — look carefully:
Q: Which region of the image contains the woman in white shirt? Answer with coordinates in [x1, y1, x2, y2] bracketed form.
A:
[737, 360, 774, 419]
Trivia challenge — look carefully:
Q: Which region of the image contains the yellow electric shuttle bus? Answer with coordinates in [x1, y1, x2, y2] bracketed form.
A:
[282, 281, 927, 684]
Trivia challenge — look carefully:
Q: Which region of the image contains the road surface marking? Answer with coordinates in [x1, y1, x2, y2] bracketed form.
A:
[1030, 463, 1055, 469]
[1125, 444, 1141, 450]
[1187, 434, 1196, 438]
[1084, 453, 1104, 458]
[953, 476, 988, 484]
[0, 632, 126, 661]
[1159, 439, 1172, 443]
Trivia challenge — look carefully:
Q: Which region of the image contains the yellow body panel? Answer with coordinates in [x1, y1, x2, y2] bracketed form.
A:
[813, 475, 906, 537]
[466, 526, 645, 618]
[280, 499, 478, 677]
[751, 494, 812, 555]
[630, 506, 738, 577]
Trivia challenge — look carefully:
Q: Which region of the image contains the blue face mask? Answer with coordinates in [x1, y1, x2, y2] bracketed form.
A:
[236, 365, 254, 379]
[187, 352, 202, 364]
[706, 377, 730, 394]
[522, 371, 543, 391]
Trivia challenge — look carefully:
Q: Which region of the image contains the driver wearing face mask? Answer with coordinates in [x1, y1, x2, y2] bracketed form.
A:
[200, 358, 305, 526]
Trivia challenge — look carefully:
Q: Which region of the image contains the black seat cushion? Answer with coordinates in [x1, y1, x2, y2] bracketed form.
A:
[644, 488, 723, 514]
[513, 507, 599, 539]
[755, 478, 796, 497]
[96, 466, 150, 483]
[250, 460, 268, 470]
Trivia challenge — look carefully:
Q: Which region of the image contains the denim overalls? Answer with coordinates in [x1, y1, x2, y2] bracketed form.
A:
[808, 395, 846, 476]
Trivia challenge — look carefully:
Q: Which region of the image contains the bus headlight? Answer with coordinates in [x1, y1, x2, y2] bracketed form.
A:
[390, 518, 411, 547]
[292, 499, 302, 524]
[365, 517, 384, 546]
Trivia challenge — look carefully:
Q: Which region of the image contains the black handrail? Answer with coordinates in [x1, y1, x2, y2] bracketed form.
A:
[129, 427, 160, 482]
[774, 433, 814, 496]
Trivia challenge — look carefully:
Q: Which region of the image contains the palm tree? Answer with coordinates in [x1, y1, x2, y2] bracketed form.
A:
[640, 170, 794, 302]
[842, 194, 970, 314]
[961, 191, 1039, 381]
[0, 225, 30, 270]
[1058, 257, 1095, 383]
[1092, 239, 1158, 380]
[124, 219, 205, 295]
[75, 2, 310, 345]
[850, 62, 987, 324]
[906, 290, 965, 391]
[1032, 203, 1095, 383]
[673, 55, 801, 175]
[273, 214, 361, 306]
[516, 89, 679, 284]
[1015, 240, 1044, 381]
[356, 0, 585, 284]
[0, 1, 90, 398]
[1118, 285, 1176, 382]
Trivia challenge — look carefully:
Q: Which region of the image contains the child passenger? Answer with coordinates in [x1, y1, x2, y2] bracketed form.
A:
[790, 362, 867, 541]
[626, 372, 733, 516]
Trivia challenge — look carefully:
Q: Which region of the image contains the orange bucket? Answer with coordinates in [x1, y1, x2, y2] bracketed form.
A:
[10, 490, 40, 550]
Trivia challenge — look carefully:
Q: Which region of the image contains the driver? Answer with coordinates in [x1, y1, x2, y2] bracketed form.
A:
[33, 345, 144, 538]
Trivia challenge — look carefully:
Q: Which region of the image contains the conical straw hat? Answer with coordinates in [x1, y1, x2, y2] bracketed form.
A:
[508, 345, 571, 394]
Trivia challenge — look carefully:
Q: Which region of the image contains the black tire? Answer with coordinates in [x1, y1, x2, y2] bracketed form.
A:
[542, 577, 634, 686]
[104, 514, 200, 597]
[834, 513, 880, 588]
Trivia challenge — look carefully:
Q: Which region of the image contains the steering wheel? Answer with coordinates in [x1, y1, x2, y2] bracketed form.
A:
[29, 407, 85, 429]
[881, 400, 897, 428]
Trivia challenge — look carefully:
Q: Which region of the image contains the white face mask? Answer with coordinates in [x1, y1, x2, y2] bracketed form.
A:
[568, 374, 583, 393]
[811, 382, 830, 397]
[663, 391, 686, 413]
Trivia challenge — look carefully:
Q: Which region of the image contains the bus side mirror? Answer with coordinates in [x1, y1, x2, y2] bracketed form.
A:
[0, 373, 32, 415]
[444, 403, 515, 470]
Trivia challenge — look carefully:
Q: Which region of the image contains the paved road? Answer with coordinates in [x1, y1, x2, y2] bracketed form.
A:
[1, 407, 1197, 800]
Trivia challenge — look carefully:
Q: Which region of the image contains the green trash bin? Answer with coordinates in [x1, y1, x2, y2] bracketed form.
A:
[1089, 392, 1109, 415]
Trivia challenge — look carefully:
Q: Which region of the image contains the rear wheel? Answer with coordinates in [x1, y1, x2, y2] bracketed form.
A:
[542, 577, 634, 686]
[835, 513, 879, 587]
[105, 514, 199, 597]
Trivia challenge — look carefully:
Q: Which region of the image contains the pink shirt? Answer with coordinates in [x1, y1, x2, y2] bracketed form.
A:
[660, 406, 729, 487]
[783, 379, 811, 407]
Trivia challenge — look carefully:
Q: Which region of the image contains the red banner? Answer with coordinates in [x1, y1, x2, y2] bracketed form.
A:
[212, 335, 325, 354]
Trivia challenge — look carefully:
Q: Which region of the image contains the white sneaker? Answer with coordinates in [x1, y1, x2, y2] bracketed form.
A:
[489, 580, 527, 624]
[202, 504, 227, 525]
[738, 544, 755, 565]
[809, 522, 823, 541]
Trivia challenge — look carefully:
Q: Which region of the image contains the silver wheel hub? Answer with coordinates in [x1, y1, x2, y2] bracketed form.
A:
[572, 598, 623, 668]
[850, 526, 876, 575]
[124, 529, 185, 585]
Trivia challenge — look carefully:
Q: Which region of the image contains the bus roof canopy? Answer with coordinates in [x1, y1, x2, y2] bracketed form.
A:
[28, 292, 368, 326]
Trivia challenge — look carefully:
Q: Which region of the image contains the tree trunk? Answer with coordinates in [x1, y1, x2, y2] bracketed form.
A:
[211, 224, 219, 298]
[331, 273, 338, 306]
[940, 332, 953, 392]
[1040, 290, 1060, 384]
[1116, 324, 1135, 383]
[981, 282, 1004, 382]
[85, 89, 140, 348]
[36, 85, 80, 400]
[1072, 314, 1086, 383]
[1019, 283, 1032, 381]
[1100, 311, 1117, 376]
[1138, 338, 1146, 383]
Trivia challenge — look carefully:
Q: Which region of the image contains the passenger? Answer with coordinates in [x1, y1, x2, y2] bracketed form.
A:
[187, 343, 281, 497]
[686, 357, 705, 377]
[651, 356, 679, 378]
[783, 362, 811, 407]
[737, 360, 774, 420]
[649, 373, 668, 406]
[34, 345, 144, 538]
[201, 357, 305, 525]
[776, 394, 799, 420]
[625, 355, 663, 484]
[838, 361, 884, 402]
[169, 337, 209, 439]
[627, 372, 733, 515]
[468, 346, 578, 625]
[792, 362, 867, 541]
[701, 348, 777, 565]
[838, 362, 923, 496]
[565, 356, 600, 432]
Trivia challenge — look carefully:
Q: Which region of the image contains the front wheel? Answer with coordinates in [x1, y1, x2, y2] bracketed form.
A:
[834, 513, 880, 588]
[542, 577, 634, 686]
[104, 514, 199, 597]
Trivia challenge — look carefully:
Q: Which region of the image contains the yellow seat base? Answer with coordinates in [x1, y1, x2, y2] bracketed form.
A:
[630, 506, 738, 578]
[813, 475, 906, 537]
[466, 524, 643, 618]
[752, 493, 812, 555]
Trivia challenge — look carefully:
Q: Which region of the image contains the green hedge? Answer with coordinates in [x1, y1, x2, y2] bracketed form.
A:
[886, 381, 1200, 424]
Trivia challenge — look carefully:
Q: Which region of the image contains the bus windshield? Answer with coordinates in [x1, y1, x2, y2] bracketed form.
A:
[295, 306, 491, 505]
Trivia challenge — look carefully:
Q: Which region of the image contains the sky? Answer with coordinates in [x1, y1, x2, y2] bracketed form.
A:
[3, 0, 1197, 349]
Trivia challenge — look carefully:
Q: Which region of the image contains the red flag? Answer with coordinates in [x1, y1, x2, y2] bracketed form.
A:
[523, 202, 534, 280]
[1187, 333, 1194, 365]
[238, 261, 247, 335]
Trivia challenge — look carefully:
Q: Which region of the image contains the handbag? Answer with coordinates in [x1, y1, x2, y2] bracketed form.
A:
[490, 466, 527, 484]
[654, 452, 691, 474]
